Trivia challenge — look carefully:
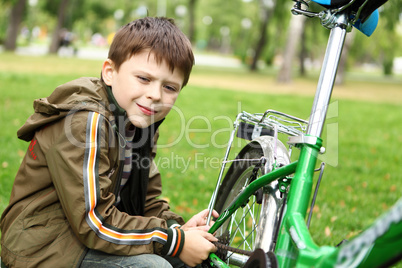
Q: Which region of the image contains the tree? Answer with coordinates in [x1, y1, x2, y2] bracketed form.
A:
[188, 0, 197, 43]
[249, 0, 276, 71]
[277, 14, 306, 83]
[48, 0, 70, 54]
[335, 31, 355, 85]
[195, 0, 249, 52]
[299, 23, 308, 77]
[378, 0, 402, 75]
[4, 0, 27, 51]
[297, 11, 329, 78]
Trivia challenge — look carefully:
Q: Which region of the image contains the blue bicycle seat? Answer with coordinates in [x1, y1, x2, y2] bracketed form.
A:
[311, 0, 350, 7]
[353, 9, 378, 36]
[311, 0, 388, 36]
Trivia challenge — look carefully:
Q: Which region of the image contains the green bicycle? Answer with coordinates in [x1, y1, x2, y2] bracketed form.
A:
[203, 0, 400, 267]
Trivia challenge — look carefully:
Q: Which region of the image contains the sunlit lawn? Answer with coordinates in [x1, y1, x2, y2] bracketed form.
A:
[1, 53, 402, 253]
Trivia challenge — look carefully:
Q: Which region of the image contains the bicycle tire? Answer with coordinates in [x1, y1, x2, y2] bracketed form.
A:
[214, 136, 290, 267]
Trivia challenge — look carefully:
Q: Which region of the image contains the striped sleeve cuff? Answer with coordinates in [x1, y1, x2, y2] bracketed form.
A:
[167, 219, 181, 229]
[161, 227, 185, 257]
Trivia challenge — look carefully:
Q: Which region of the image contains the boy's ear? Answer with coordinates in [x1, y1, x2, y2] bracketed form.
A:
[102, 59, 114, 86]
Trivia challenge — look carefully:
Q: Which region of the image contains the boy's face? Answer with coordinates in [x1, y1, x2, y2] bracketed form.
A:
[102, 50, 184, 128]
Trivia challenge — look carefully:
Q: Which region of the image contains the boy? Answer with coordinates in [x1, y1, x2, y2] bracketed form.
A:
[1, 17, 218, 268]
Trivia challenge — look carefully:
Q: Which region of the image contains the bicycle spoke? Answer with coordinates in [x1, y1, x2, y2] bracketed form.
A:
[247, 201, 257, 249]
[228, 198, 259, 252]
[229, 209, 249, 244]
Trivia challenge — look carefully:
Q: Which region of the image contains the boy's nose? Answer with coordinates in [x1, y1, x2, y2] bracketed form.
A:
[146, 84, 162, 101]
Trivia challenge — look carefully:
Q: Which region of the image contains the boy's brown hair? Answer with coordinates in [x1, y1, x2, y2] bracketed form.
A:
[108, 17, 194, 87]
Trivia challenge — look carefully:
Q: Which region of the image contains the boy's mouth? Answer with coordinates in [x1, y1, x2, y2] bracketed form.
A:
[137, 103, 157, 116]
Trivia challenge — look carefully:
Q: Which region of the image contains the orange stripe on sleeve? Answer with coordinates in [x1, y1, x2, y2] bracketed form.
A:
[172, 229, 182, 257]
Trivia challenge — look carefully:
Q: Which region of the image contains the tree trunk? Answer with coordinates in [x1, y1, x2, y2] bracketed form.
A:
[335, 30, 355, 85]
[250, 0, 275, 71]
[48, 0, 70, 54]
[299, 24, 307, 77]
[4, 0, 27, 51]
[277, 15, 306, 83]
[188, 0, 197, 44]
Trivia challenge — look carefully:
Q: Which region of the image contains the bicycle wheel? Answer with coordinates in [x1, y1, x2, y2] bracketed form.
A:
[214, 136, 290, 267]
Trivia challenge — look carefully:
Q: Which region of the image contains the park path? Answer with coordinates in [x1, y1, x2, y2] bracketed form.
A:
[12, 45, 402, 105]
[189, 72, 402, 105]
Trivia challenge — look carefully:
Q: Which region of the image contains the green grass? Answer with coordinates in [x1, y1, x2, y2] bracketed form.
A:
[1, 53, 402, 259]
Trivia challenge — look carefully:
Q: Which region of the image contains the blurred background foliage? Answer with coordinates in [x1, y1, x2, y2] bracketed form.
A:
[0, 0, 401, 80]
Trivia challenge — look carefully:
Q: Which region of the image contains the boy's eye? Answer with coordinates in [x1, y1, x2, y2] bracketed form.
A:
[164, 85, 178, 92]
[137, 76, 150, 82]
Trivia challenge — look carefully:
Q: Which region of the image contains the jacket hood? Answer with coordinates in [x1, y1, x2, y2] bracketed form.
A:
[18, 77, 112, 141]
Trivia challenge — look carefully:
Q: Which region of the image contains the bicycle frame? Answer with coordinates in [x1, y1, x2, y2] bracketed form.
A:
[206, 4, 402, 268]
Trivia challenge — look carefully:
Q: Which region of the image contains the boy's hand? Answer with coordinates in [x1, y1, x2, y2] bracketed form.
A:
[181, 209, 219, 231]
[179, 229, 218, 267]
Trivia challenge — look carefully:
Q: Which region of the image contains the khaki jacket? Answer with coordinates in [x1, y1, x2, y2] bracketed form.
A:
[0, 77, 184, 268]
